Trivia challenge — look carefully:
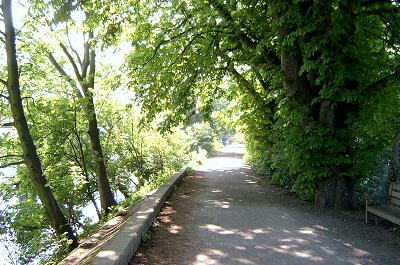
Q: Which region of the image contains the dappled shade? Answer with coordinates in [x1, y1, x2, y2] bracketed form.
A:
[131, 145, 400, 264]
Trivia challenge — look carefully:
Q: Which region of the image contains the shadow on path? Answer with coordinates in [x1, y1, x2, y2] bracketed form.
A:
[131, 144, 400, 265]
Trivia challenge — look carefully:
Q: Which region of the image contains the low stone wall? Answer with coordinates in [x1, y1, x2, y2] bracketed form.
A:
[58, 167, 187, 265]
[91, 167, 187, 265]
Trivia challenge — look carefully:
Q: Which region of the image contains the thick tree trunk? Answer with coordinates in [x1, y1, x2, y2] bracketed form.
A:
[276, 1, 357, 209]
[315, 175, 355, 209]
[2, 0, 78, 248]
[315, 93, 355, 209]
[316, 83, 355, 209]
[280, 43, 355, 210]
[281, 50, 314, 106]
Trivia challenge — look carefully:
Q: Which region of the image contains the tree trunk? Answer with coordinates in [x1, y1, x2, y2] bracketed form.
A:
[85, 93, 117, 212]
[315, 83, 355, 209]
[72, 126, 102, 219]
[281, 50, 314, 107]
[49, 25, 117, 214]
[315, 175, 355, 209]
[392, 132, 400, 182]
[281, 48, 356, 210]
[82, 44, 116, 213]
[2, 0, 78, 249]
[275, 1, 357, 209]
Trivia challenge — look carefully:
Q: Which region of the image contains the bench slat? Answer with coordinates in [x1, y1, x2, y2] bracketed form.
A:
[367, 206, 400, 225]
[391, 182, 400, 192]
[390, 190, 400, 199]
[390, 196, 400, 207]
[366, 182, 400, 226]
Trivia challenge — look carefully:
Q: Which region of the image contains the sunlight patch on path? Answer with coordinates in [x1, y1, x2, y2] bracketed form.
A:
[196, 144, 245, 172]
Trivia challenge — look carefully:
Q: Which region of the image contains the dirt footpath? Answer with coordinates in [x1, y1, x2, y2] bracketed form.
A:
[131, 144, 400, 265]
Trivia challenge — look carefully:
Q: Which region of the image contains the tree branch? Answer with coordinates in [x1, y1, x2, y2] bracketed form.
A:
[0, 154, 22, 159]
[170, 32, 203, 67]
[228, 66, 265, 103]
[59, 42, 83, 81]
[208, 0, 280, 66]
[66, 25, 83, 67]
[208, 0, 234, 21]
[81, 37, 90, 79]
[0, 93, 9, 100]
[88, 31, 95, 88]
[0, 30, 5, 44]
[48, 53, 83, 98]
[0, 122, 14, 128]
[208, 0, 255, 47]
[253, 68, 270, 91]
[81, 12, 93, 79]
[143, 26, 197, 66]
[0, 161, 24, 168]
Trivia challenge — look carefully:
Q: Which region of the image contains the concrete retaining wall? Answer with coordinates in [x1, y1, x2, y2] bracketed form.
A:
[91, 167, 187, 265]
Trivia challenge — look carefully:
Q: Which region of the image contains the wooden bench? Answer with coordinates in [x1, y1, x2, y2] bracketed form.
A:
[365, 182, 400, 225]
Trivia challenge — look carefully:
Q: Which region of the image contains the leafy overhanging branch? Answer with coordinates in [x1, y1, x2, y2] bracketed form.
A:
[208, 0, 280, 66]
[142, 25, 197, 66]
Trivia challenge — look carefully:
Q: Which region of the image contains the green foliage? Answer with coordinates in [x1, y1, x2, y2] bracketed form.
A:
[2, 0, 400, 262]
[245, 1, 400, 202]
[0, 2, 222, 262]
[0, 64, 221, 264]
[186, 122, 218, 155]
[122, 0, 400, 205]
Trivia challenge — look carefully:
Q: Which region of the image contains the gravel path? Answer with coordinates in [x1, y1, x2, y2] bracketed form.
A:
[131, 144, 400, 265]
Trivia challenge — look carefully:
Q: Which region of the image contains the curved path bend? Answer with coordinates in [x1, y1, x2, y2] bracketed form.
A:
[131, 144, 400, 265]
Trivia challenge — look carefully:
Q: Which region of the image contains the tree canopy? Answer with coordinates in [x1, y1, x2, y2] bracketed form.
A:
[126, 0, 400, 207]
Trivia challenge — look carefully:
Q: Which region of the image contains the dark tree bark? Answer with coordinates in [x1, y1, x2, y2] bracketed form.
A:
[314, 97, 356, 209]
[280, 46, 357, 210]
[315, 175, 355, 209]
[2, 0, 78, 248]
[281, 50, 314, 107]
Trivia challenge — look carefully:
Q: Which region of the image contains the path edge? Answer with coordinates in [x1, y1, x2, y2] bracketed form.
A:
[91, 166, 187, 265]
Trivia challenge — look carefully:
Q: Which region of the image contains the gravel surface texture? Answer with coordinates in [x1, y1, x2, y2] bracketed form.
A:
[131, 144, 400, 265]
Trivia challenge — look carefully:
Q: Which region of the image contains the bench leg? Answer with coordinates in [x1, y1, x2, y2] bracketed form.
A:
[365, 209, 368, 224]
